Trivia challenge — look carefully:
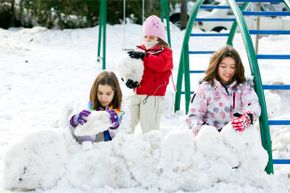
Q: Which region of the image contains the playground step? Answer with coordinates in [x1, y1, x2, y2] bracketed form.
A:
[189, 70, 205, 74]
[190, 33, 230, 36]
[195, 18, 235, 22]
[249, 30, 290, 35]
[188, 51, 215, 54]
[262, 85, 290, 90]
[200, 5, 231, 9]
[273, 159, 290, 164]
[236, 0, 283, 2]
[257, 54, 290, 59]
[268, 120, 290, 125]
[242, 11, 290, 16]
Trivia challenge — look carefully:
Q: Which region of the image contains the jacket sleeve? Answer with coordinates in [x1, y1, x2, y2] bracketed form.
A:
[186, 83, 210, 132]
[143, 48, 173, 72]
[240, 81, 261, 121]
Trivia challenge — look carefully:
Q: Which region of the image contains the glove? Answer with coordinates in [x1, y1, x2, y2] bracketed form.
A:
[105, 107, 120, 130]
[127, 51, 145, 60]
[125, 79, 139, 89]
[70, 110, 91, 127]
[231, 112, 252, 132]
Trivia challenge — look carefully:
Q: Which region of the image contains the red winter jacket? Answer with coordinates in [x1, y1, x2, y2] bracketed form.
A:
[134, 44, 173, 96]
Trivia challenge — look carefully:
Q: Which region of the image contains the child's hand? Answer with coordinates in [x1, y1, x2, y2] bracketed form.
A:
[105, 108, 120, 130]
[70, 110, 91, 127]
[105, 108, 118, 123]
[231, 112, 252, 132]
[125, 79, 139, 89]
[127, 51, 145, 60]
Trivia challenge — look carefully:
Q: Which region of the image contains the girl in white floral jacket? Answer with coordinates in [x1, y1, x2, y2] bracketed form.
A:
[186, 45, 261, 134]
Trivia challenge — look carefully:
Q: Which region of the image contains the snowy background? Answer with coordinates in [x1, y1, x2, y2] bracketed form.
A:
[1, 23, 290, 193]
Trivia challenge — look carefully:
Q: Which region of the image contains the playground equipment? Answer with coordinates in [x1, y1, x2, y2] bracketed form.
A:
[97, 0, 106, 70]
[174, 0, 290, 174]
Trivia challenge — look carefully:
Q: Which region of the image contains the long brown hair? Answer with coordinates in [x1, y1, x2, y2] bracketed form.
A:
[89, 71, 122, 110]
[158, 38, 169, 48]
[203, 45, 246, 85]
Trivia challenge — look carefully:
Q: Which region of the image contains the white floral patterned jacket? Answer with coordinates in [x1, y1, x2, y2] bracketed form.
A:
[186, 79, 261, 133]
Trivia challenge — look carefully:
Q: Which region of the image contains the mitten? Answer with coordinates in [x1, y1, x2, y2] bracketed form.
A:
[105, 107, 120, 130]
[70, 110, 91, 127]
[231, 112, 253, 132]
[127, 51, 145, 60]
[125, 79, 139, 89]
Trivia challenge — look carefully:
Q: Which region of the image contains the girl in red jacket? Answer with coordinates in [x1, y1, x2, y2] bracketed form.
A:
[125, 15, 173, 134]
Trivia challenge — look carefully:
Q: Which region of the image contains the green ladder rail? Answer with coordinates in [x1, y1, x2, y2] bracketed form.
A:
[239, 0, 290, 170]
[173, 0, 290, 174]
[97, 0, 172, 69]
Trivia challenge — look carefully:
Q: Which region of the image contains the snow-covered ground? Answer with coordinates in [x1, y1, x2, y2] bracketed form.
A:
[0, 24, 290, 193]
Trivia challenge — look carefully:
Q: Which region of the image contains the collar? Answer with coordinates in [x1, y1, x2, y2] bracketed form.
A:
[137, 44, 163, 52]
[213, 79, 237, 90]
[88, 101, 120, 113]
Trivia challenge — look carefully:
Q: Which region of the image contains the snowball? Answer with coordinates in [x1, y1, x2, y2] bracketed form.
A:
[74, 111, 111, 136]
[116, 55, 144, 85]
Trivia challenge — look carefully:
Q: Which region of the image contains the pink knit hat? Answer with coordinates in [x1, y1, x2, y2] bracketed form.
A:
[143, 15, 167, 43]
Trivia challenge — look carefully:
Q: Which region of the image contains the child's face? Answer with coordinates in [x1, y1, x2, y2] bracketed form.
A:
[97, 84, 114, 107]
[218, 56, 236, 84]
[144, 35, 158, 42]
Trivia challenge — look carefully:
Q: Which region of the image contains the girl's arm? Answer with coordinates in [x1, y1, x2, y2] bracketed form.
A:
[186, 84, 209, 133]
[240, 82, 261, 121]
[143, 48, 173, 72]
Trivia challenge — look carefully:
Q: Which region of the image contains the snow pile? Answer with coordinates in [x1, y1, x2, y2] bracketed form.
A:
[265, 91, 281, 118]
[3, 130, 67, 190]
[1, 26, 290, 193]
[2, 123, 286, 192]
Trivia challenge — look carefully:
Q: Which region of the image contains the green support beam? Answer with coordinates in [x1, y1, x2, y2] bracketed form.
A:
[174, 0, 279, 174]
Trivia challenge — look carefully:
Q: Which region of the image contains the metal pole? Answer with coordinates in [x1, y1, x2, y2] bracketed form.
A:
[102, 0, 107, 69]
[255, 2, 261, 54]
[142, 0, 145, 23]
[97, 0, 103, 62]
[122, 0, 126, 50]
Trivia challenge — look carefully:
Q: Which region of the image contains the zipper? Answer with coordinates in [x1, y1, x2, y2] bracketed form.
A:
[232, 92, 236, 111]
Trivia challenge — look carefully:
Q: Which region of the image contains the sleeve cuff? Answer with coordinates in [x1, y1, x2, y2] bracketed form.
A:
[70, 115, 78, 127]
[103, 130, 112, 141]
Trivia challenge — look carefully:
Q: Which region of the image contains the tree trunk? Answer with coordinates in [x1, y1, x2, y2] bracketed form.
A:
[180, 0, 188, 30]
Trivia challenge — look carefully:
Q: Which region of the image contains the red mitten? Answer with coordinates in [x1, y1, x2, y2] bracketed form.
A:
[231, 113, 251, 132]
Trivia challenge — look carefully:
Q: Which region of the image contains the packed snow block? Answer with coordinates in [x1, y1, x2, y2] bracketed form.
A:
[3, 130, 67, 190]
[220, 123, 268, 173]
[66, 137, 135, 189]
[116, 55, 144, 86]
[194, 125, 234, 186]
[221, 123, 261, 151]
[74, 111, 111, 136]
[158, 129, 196, 192]
[112, 132, 159, 188]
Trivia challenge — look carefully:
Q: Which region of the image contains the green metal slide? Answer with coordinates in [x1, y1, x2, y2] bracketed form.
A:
[174, 0, 290, 174]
